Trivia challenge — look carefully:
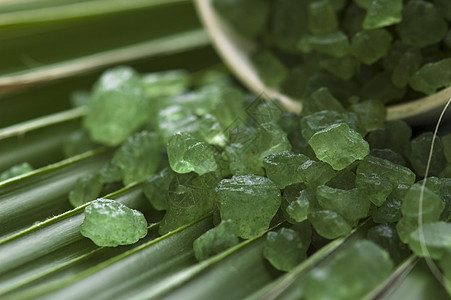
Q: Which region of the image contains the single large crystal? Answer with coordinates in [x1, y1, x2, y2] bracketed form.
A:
[167, 132, 218, 176]
[308, 123, 370, 170]
[216, 175, 281, 239]
[141, 70, 189, 98]
[407, 132, 446, 177]
[69, 174, 103, 207]
[363, 0, 403, 29]
[307, 31, 350, 57]
[301, 87, 346, 117]
[112, 131, 160, 186]
[263, 151, 309, 189]
[401, 184, 444, 221]
[309, 210, 352, 239]
[298, 159, 336, 188]
[303, 240, 394, 300]
[408, 221, 451, 259]
[409, 58, 451, 95]
[396, 0, 448, 48]
[307, 0, 338, 35]
[351, 29, 392, 65]
[83, 66, 149, 146]
[193, 219, 239, 261]
[80, 199, 147, 247]
[366, 120, 411, 155]
[263, 227, 308, 271]
[349, 99, 386, 132]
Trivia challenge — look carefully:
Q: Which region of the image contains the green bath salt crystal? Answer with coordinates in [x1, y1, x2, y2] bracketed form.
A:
[143, 167, 175, 211]
[363, 0, 403, 29]
[285, 191, 310, 223]
[301, 87, 346, 116]
[69, 174, 103, 207]
[309, 210, 352, 239]
[298, 159, 336, 188]
[349, 99, 386, 132]
[308, 123, 370, 171]
[307, 0, 338, 35]
[351, 29, 392, 65]
[391, 48, 422, 88]
[409, 58, 451, 95]
[303, 240, 393, 300]
[319, 55, 357, 80]
[157, 105, 199, 143]
[355, 155, 416, 206]
[216, 175, 281, 239]
[407, 132, 446, 177]
[0, 162, 33, 181]
[141, 70, 189, 98]
[307, 31, 351, 57]
[401, 184, 444, 221]
[408, 221, 451, 260]
[167, 132, 218, 176]
[112, 131, 160, 186]
[316, 186, 371, 222]
[83, 66, 149, 146]
[251, 50, 288, 88]
[193, 219, 239, 261]
[263, 227, 307, 272]
[396, 0, 448, 48]
[80, 199, 147, 247]
[263, 151, 309, 189]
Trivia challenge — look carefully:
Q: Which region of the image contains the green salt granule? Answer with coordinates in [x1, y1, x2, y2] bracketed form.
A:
[0, 162, 33, 181]
[433, 0, 451, 21]
[268, 0, 309, 52]
[441, 133, 451, 163]
[306, 31, 351, 57]
[167, 132, 218, 176]
[198, 114, 227, 147]
[83, 66, 149, 146]
[407, 132, 446, 177]
[367, 223, 410, 264]
[193, 219, 239, 261]
[307, 0, 338, 35]
[326, 168, 356, 190]
[298, 159, 336, 188]
[372, 184, 408, 223]
[308, 123, 370, 171]
[363, 0, 402, 29]
[62, 130, 98, 157]
[408, 221, 451, 259]
[246, 98, 285, 125]
[303, 240, 393, 300]
[277, 112, 315, 156]
[304, 71, 359, 103]
[212, 0, 269, 38]
[319, 55, 357, 80]
[366, 120, 412, 156]
[351, 29, 392, 65]
[157, 105, 199, 143]
[309, 210, 352, 239]
[301, 87, 346, 116]
[409, 58, 451, 95]
[360, 71, 406, 104]
[159, 172, 219, 235]
[301, 110, 365, 141]
[396, 0, 448, 48]
[225, 122, 291, 176]
[396, 216, 419, 244]
[210, 87, 246, 129]
[197, 70, 232, 87]
[285, 192, 310, 223]
[355, 155, 416, 206]
[98, 162, 122, 184]
[391, 48, 422, 88]
[164, 86, 221, 117]
[112, 131, 160, 186]
[353, 0, 371, 9]
[216, 175, 281, 239]
[143, 167, 175, 211]
[263, 151, 309, 189]
[141, 70, 189, 98]
[251, 50, 288, 88]
[401, 184, 444, 221]
[349, 99, 386, 132]
[370, 148, 406, 166]
[316, 185, 371, 222]
[69, 174, 103, 207]
[263, 227, 307, 272]
[80, 198, 147, 247]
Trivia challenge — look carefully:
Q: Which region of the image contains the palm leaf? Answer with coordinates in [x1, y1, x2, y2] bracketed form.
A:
[0, 2, 449, 300]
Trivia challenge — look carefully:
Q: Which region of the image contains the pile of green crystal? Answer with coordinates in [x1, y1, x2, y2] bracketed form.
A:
[213, 0, 451, 104]
[68, 64, 451, 297]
